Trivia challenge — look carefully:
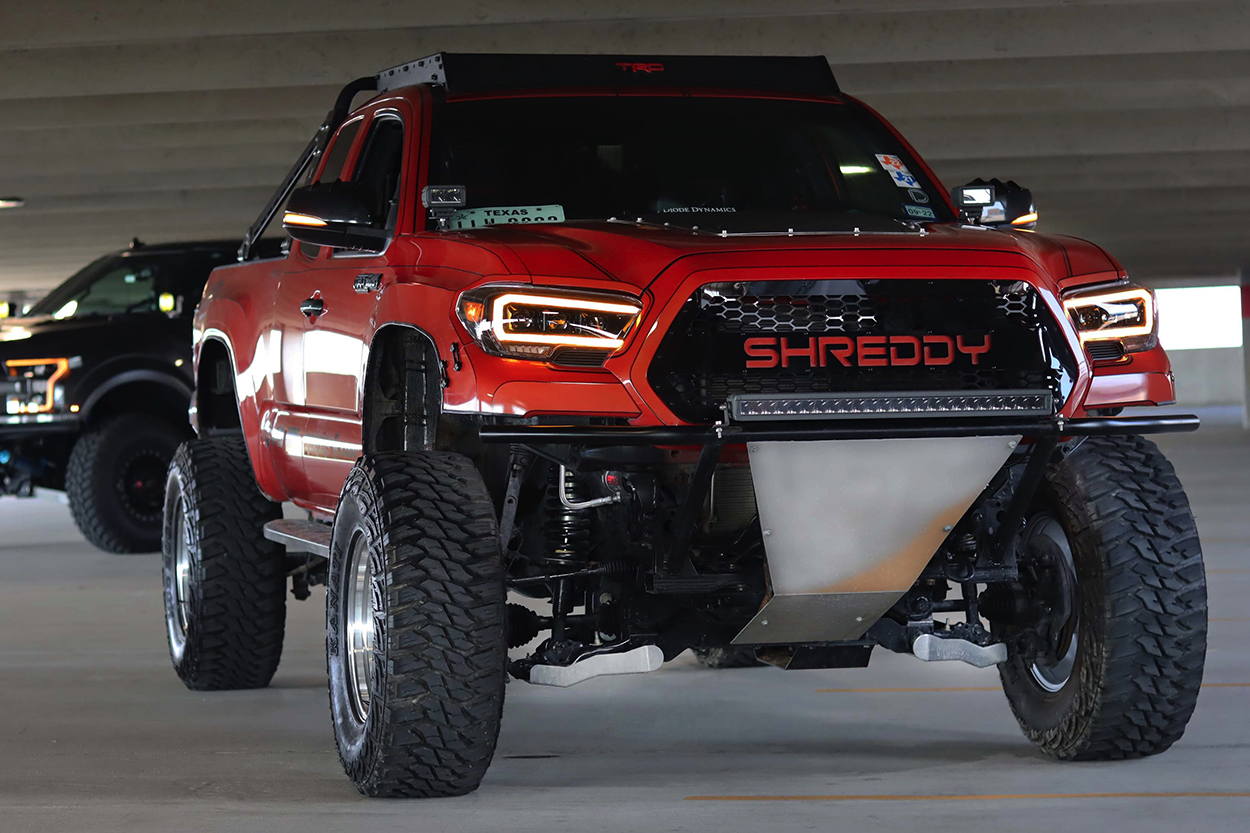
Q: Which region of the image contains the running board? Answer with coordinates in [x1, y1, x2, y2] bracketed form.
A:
[528, 645, 664, 687]
[911, 633, 1007, 668]
[263, 519, 331, 558]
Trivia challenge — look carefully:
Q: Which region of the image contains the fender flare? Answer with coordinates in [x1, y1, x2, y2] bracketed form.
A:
[80, 369, 193, 420]
[363, 322, 444, 453]
[195, 332, 248, 433]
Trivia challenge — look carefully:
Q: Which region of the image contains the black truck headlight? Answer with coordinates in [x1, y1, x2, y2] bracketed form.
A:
[457, 287, 643, 362]
[3, 358, 70, 415]
[1061, 283, 1157, 355]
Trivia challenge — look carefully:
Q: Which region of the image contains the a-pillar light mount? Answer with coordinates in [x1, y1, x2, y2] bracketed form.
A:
[727, 389, 1054, 421]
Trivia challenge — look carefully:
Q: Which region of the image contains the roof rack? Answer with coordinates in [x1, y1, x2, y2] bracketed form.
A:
[377, 54, 446, 93]
[239, 53, 839, 260]
[377, 52, 839, 97]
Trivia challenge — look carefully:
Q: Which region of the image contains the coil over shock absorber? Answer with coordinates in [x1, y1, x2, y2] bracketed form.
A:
[545, 466, 592, 641]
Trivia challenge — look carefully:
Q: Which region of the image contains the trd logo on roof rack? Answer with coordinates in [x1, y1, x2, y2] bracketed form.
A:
[743, 334, 993, 368]
[616, 61, 665, 74]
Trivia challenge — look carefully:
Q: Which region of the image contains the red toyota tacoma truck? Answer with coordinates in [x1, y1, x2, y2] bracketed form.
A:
[162, 54, 1207, 798]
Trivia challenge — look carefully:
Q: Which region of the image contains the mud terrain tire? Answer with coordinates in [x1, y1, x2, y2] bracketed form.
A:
[327, 452, 507, 798]
[161, 436, 285, 690]
[1000, 435, 1207, 760]
[67, 414, 185, 553]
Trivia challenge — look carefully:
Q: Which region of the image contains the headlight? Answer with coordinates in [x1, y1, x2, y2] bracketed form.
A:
[1061, 283, 1157, 354]
[3, 358, 70, 414]
[457, 286, 643, 362]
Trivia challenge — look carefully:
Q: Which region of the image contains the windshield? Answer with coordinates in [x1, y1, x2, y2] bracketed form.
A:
[427, 96, 953, 232]
[27, 250, 227, 319]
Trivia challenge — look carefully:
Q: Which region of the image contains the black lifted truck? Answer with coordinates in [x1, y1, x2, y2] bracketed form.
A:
[0, 240, 267, 552]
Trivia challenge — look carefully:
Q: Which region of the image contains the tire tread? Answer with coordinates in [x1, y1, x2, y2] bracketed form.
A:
[330, 451, 506, 798]
[166, 435, 285, 690]
[1004, 434, 1207, 760]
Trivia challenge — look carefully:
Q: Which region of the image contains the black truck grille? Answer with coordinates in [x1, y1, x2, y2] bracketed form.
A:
[646, 279, 1077, 423]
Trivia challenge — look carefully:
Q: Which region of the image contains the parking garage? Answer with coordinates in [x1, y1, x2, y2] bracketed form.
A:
[2, 3, 1248, 831]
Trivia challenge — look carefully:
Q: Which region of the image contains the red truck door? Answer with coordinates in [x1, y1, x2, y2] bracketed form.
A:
[266, 116, 366, 509]
[290, 111, 409, 510]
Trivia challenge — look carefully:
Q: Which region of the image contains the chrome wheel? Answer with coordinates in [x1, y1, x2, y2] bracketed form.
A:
[1023, 513, 1079, 692]
[164, 492, 192, 661]
[344, 533, 376, 723]
[173, 501, 192, 637]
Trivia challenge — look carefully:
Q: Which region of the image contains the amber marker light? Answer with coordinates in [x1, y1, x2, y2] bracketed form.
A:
[283, 212, 327, 227]
[1011, 212, 1039, 226]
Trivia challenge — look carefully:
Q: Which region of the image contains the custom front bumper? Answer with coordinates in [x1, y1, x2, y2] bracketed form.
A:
[481, 412, 1199, 645]
[0, 412, 81, 439]
[478, 413, 1200, 446]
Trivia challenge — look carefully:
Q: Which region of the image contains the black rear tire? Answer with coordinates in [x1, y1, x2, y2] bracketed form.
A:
[162, 436, 286, 690]
[999, 435, 1207, 760]
[693, 647, 764, 668]
[327, 452, 507, 798]
[67, 414, 185, 553]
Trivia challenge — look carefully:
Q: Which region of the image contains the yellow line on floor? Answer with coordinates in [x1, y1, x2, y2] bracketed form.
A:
[685, 792, 1250, 803]
[815, 683, 1250, 693]
[814, 686, 999, 693]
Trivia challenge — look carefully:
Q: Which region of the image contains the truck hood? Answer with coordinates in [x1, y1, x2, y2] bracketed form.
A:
[0, 314, 168, 357]
[444, 221, 1121, 291]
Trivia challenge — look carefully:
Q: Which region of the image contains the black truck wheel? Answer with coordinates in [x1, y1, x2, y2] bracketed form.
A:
[327, 452, 507, 798]
[162, 436, 286, 690]
[66, 414, 186, 553]
[998, 435, 1207, 760]
[693, 646, 764, 668]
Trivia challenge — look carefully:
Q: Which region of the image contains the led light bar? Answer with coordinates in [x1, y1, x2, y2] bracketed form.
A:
[727, 390, 1053, 422]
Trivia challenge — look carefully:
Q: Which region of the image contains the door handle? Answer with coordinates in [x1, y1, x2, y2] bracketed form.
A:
[300, 297, 325, 318]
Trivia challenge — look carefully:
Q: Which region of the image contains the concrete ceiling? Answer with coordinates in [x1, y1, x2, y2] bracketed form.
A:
[1, 0, 1247, 293]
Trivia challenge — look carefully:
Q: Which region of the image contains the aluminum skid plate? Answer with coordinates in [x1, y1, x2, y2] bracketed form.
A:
[733, 435, 1019, 645]
[529, 645, 665, 688]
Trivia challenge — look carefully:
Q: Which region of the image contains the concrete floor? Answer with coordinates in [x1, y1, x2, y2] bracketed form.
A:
[2, 428, 1248, 832]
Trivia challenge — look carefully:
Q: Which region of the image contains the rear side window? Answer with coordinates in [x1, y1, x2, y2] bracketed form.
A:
[25, 251, 231, 319]
[350, 117, 405, 230]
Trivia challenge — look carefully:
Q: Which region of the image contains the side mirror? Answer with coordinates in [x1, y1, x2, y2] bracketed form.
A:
[282, 182, 389, 252]
[952, 178, 1037, 230]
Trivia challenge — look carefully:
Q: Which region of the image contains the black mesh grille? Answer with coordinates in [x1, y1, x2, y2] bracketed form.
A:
[646, 279, 1077, 423]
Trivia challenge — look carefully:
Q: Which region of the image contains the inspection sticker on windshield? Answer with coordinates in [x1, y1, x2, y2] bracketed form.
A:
[875, 154, 920, 188]
[448, 205, 565, 230]
[905, 205, 936, 220]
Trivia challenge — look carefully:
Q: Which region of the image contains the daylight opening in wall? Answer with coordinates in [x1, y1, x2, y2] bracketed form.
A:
[1155, 285, 1243, 351]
